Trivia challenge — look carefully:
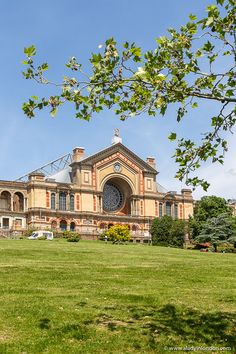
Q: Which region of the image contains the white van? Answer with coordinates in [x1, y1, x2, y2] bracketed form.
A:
[28, 230, 53, 240]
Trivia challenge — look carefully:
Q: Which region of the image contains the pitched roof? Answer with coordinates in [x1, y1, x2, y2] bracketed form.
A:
[76, 143, 158, 174]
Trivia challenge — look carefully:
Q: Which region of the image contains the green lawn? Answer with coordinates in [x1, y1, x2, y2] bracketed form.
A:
[0, 240, 235, 354]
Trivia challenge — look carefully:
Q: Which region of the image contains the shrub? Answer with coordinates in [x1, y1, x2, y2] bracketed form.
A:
[23, 229, 36, 238]
[38, 235, 47, 240]
[67, 235, 80, 242]
[105, 225, 130, 243]
[62, 231, 81, 242]
[151, 216, 185, 248]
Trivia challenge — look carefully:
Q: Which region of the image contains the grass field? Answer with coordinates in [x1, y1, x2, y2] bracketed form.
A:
[0, 239, 235, 354]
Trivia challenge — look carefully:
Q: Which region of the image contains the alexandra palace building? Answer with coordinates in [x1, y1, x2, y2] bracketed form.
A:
[0, 130, 193, 241]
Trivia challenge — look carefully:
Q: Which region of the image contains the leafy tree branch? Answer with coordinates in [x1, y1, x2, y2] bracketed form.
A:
[22, 0, 235, 190]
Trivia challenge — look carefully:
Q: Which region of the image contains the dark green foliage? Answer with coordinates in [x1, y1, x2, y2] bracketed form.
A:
[170, 219, 186, 247]
[194, 196, 231, 222]
[195, 213, 234, 251]
[190, 195, 231, 238]
[151, 216, 173, 245]
[151, 216, 185, 248]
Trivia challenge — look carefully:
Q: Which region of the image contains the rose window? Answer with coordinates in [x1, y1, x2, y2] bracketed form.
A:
[103, 183, 124, 212]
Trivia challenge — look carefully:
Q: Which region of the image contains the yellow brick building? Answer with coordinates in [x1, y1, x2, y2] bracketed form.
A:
[0, 131, 193, 241]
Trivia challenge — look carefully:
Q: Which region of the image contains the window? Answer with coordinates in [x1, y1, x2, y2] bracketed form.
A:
[166, 202, 172, 216]
[0, 191, 11, 211]
[159, 203, 163, 217]
[59, 192, 67, 210]
[70, 222, 75, 231]
[51, 193, 56, 210]
[13, 192, 24, 212]
[70, 194, 74, 211]
[174, 204, 178, 219]
[60, 220, 67, 231]
[15, 218, 22, 227]
[2, 218, 10, 229]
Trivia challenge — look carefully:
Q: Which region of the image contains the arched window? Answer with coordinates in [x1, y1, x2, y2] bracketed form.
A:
[174, 204, 178, 219]
[13, 192, 24, 212]
[0, 191, 11, 211]
[166, 202, 172, 217]
[132, 224, 139, 231]
[100, 223, 107, 230]
[70, 194, 74, 211]
[70, 222, 75, 231]
[51, 193, 56, 210]
[60, 220, 67, 231]
[159, 203, 163, 218]
[59, 192, 67, 210]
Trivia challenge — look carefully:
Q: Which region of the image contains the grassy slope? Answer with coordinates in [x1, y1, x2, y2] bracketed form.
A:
[0, 240, 235, 354]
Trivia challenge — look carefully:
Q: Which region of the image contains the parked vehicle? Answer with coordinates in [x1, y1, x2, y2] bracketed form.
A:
[28, 230, 53, 240]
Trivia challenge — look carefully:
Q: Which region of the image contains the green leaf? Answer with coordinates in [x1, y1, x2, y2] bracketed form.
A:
[168, 132, 177, 141]
[24, 45, 36, 57]
[205, 17, 214, 26]
[189, 14, 197, 21]
[50, 108, 58, 117]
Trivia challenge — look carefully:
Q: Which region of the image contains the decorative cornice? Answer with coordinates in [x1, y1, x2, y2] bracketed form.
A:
[71, 143, 158, 174]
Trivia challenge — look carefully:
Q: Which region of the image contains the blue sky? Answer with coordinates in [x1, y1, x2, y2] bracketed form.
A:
[0, 0, 235, 199]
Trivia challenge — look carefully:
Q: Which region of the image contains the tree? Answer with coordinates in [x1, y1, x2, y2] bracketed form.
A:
[104, 225, 130, 243]
[171, 219, 186, 248]
[151, 216, 185, 247]
[21, 0, 235, 190]
[151, 216, 173, 246]
[195, 213, 233, 251]
[190, 195, 232, 238]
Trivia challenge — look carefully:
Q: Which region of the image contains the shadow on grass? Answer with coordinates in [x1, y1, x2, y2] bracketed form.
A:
[127, 304, 236, 349]
[37, 304, 235, 351]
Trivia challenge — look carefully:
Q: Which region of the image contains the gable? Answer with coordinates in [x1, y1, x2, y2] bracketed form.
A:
[79, 143, 157, 174]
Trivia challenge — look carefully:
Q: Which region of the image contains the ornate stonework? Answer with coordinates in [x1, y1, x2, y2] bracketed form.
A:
[0, 140, 194, 241]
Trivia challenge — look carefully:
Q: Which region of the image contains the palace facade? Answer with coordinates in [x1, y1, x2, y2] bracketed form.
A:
[0, 132, 193, 241]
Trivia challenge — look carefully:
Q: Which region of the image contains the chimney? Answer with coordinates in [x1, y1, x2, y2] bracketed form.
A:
[146, 157, 156, 169]
[28, 172, 45, 182]
[73, 147, 85, 162]
[181, 189, 193, 198]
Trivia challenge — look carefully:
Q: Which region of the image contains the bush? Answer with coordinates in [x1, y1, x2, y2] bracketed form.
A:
[38, 235, 47, 240]
[104, 225, 130, 243]
[151, 216, 185, 248]
[67, 235, 80, 242]
[62, 231, 81, 242]
[98, 232, 107, 241]
[23, 229, 36, 238]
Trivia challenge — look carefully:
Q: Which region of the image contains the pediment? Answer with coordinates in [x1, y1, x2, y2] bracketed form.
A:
[78, 143, 157, 174]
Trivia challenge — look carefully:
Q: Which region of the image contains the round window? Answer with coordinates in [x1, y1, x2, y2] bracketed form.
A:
[103, 183, 124, 212]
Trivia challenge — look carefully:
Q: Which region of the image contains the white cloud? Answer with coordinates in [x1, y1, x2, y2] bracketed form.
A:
[193, 133, 236, 200]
